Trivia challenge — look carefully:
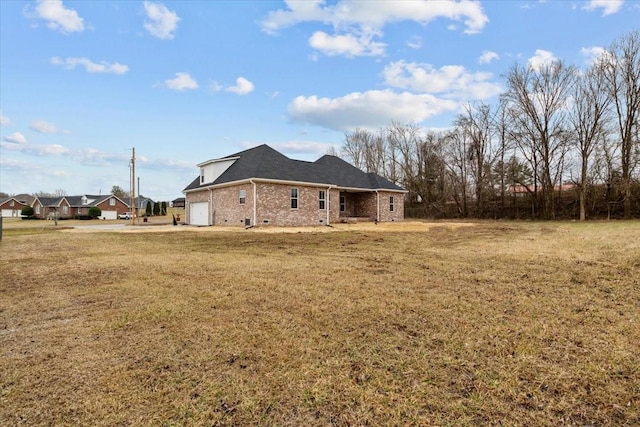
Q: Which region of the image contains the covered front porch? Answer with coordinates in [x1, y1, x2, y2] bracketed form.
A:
[337, 190, 378, 222]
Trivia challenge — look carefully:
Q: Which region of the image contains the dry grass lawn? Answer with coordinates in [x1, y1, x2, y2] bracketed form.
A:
[1, 220, 639, 426]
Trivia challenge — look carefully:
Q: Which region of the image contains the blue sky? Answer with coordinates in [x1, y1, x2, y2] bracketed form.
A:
[1, 0, 638, 201]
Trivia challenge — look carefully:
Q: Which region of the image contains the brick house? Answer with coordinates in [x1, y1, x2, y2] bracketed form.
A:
[183, 144, 406, 227]
[2, 194, 130, 219]
[0, 194, 36, 217]
[65, 195, 131, 219]
[32, 196, 72, 219]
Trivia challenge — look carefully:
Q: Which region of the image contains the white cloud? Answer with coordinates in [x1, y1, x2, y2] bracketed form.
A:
[29, 120, 69, 134]
[262, 0, 488, 35]
[225, 77, 255, 95]
[211, 77, 256, 95]
[583, 0, 623, 16]
[0, 112, 11, 127]
[237, 140, 340, 159]
[478, 50, 499, 64]
[51, 57, 128, 74]
[3, 132, 27, 144]
[581, 46, 607, 65]
[527, 49, 557, 70]
[261, 0, 488, 57]
[141, 158, 194, 171]
[209, 82, 223, 92]
[407, 36, 422, 49]
[1, 139, 70, 156]
[33, 0, 84, 34]
[287, 90, 458, 131]
[0, 157, 31, 171]
[75, 148, 128, 165]
[382, 60, 502, 100]
[1, 138, 133, 166]
[38, 144, 70, 156]
[143, 1, 180, 40]
[273, 141, 336, 155]
[308, 31, 386, 57]
[164, 72, 198, 91]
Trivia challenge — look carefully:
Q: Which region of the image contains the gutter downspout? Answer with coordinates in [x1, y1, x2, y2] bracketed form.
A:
[326, 186, 332, 226]
[209, 188, 213, 226]
[250, 179, 257, 227]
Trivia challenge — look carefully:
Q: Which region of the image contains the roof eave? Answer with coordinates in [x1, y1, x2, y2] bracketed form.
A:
[196, 156, 240, 168]
[184, 178, 407, 193]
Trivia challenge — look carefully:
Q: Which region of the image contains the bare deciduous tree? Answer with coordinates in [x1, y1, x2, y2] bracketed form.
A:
[110, 185, 128, 199]
[569, 61, 612, 220]
[602, 30, 640, 218]
[451, 102, 498, 217]
[503, 60, 576, 219]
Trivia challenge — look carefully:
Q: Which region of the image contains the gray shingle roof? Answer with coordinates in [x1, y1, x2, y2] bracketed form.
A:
[38, 197, 66, 207]
[184, 144, 405, 192]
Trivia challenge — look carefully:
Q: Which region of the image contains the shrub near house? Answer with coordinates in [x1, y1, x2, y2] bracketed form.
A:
[74, 206, 103, 220]
[21, 206, 35, 219]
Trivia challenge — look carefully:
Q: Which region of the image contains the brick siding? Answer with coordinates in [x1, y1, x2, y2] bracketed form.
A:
[186, 182, 404, 226]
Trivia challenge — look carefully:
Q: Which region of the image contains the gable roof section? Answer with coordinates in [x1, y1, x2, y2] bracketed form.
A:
[184, 144, 405, 192]
[0, 196, 26, 204]
[37, 196, 67, 207]
[13, 194, 36, 205]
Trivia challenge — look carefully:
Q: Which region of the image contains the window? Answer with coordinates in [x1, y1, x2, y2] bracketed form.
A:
[63, 205, 69, 214]
[319, 190, 326, 210]
[290, 188, 298, 209]
[36, 205, 41, 214]
[109, 198, 116, 206]
[77, 207, 82, 214]
[389, 196, 394, 212]
[340, 196, 346, 212]
[239, 189, 246, 204]
[200, 168, 205, 184]
[10, 200, 14, 207]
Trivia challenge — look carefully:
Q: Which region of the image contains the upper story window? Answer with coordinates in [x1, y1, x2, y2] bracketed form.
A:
[239, 189, 246, 204]
[389, 196, 395, 212]
[200, 167, 205, 184]
[319, 190, 326, 210]
[10, 200, 14, 207]
[291, 188, 298, 209]
[109, 198, 116, 206]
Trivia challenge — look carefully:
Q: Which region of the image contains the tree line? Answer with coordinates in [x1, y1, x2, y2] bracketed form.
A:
[339, 31, 640, 220]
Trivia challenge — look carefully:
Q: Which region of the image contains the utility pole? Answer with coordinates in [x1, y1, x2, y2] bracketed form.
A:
[130, 147, 136, 226]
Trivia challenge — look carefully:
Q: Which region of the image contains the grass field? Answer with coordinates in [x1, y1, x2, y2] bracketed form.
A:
[1, 220, 638, 426]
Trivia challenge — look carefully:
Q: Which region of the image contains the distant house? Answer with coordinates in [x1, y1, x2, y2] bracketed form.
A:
[2, 194, 130, 219]
[33, 196, 72, 219]
[507, 183, 578, 197]
[0, 194, 35, 217]
[172, 197, 185, 208]
[66, 194, 130, 219]
[183, 144, 406, 227]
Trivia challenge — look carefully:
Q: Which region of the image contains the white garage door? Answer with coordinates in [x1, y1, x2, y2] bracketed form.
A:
[101, 210, 117, 220]
[189, 202, 209, 226]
